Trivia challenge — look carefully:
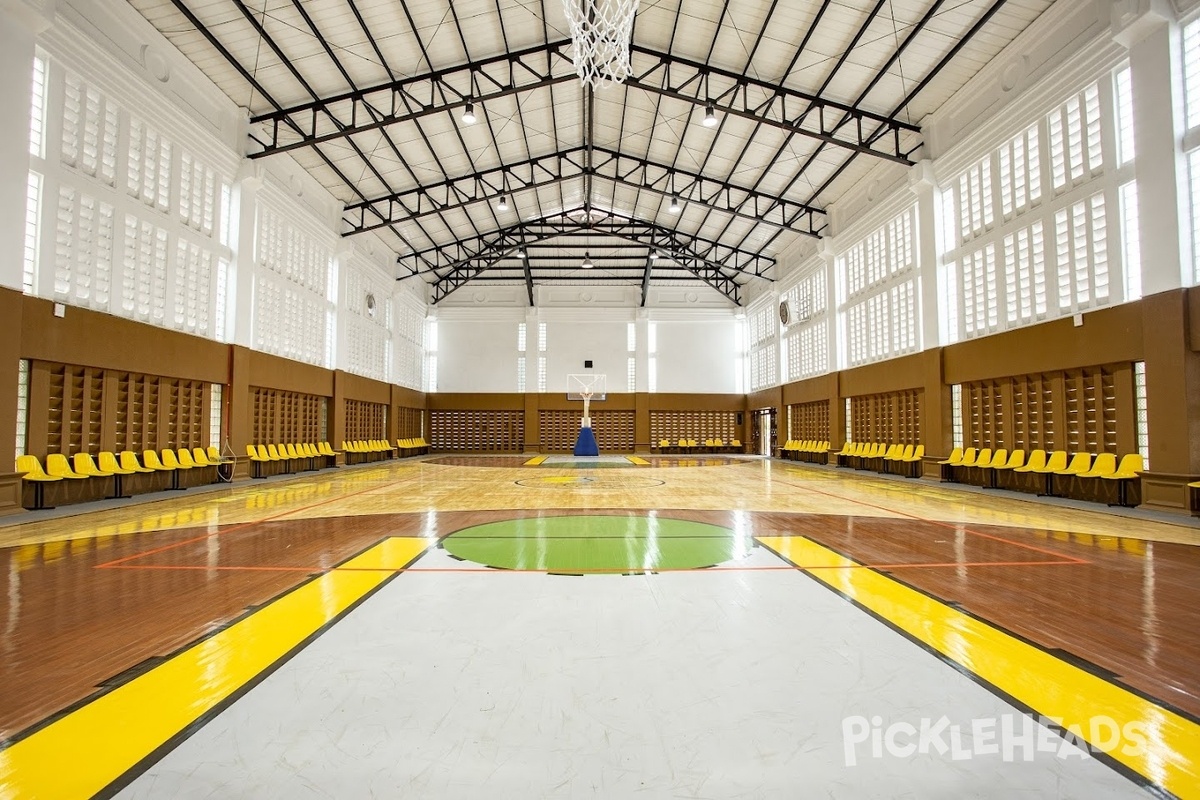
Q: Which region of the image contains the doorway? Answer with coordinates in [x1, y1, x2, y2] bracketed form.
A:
[750, 408, 777, 457]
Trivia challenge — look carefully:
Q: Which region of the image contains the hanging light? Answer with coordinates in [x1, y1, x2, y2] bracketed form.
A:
[582, 252, 594, 269]
[669, 196, 681, 214]
[703, 103, 718, 127]
[649, 250, 659, 260]
[461, 100, 476, 124]
[517, 247, 527, 259]
[497, 195, 509, 212]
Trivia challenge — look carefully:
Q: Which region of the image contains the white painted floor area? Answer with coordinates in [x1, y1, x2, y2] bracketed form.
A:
[115, 546, 1150, 799]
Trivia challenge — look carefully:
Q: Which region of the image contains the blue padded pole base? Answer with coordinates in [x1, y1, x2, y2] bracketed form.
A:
[573, 426, 599, 457]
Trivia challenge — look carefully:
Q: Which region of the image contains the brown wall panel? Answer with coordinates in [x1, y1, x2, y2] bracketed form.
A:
[944, 303, 1144, 385]
[0, 289, 24, 481]
[839, 351, 927, 398]
[430, 393, 526, 411]
[20, 295, 227, 383]
[247, 351, 333, 397]
[338, 371, 392, 404]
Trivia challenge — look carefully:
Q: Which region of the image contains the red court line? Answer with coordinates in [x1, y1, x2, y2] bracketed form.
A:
[773, 473, 1091, 564]
[100, 559, 1081, 574]
[94, 476, 418, 569]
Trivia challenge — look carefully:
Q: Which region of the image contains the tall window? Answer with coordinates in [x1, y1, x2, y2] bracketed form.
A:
[782, 265, 829, 381]
[1133, 361, 1149, 469]
[626, 321, 636, 391]
[747, 299, 778, 389]
[648, 322, 658, 393]
[943, 68, 1136, 340]
[1184, 19, 1200, 283]
[838, 206, 918, 367]
[15, 360, 30, 461]
[425, 319, 438, 392]
[517, 322, 527, 392]
[537, 322, 547, 392]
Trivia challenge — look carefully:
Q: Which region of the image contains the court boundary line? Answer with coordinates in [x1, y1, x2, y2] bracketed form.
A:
[754, 535, 1194, 798]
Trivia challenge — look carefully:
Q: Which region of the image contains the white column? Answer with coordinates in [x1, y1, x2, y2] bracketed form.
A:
[1113, 1, 1188, 294]
[817, 239, 839, 371]
[0, 1, 54, 292]
[333, 240, 354, 371]
[229, 159, 261, 347]
[908, 159, 942, 349]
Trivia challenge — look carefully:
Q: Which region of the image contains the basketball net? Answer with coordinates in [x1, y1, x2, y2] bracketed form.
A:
[562, 0, 639, 89]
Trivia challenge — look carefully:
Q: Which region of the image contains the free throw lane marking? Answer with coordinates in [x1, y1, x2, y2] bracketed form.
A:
[626, 456, 650, 465]
[0, 537, 429, 799]
[523, 456, 548, 466]
[756, 535, 1200, 798]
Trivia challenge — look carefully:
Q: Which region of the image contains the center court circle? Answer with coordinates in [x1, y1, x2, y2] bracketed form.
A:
[441, 515, 749, 572]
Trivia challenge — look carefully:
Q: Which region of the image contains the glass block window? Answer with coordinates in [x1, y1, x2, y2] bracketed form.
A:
[951, 384, 964, 449]
[214, 258, 230, 342]
[844, 398, 852, 443]
[538, 322, 547, 352]
[179, 151, 217, 236]
[16, 360, 30, 461]
[517, 322, 527, 352]
[627, 357, 636, 392]
[958, 243, 998, 336]
[1185, 19, 1200, 131]
[29, 56, 47, 159]
[1002, 222, 1047, 325]
[209, 384, 223, 450]
[958, 157, 994, 242]
[517, 357, 526, 392]
[23, 172, 42, 295]
[1120, 182, 1142, 301]
[1133, 361, 1149, 469]
[1114, 66, 1135, 166]
[537, 356, 547, 392]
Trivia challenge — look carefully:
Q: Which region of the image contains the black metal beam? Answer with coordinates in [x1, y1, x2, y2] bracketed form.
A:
[343, 146, 826, 235]
[625, 45, 922, 165]
[248, 40, 577, 157]
[640, 254, 653, 308]
[408, 213, 761, 304]
[399, 211, 773, 278]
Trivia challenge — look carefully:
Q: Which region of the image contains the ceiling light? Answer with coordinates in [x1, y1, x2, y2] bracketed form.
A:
[497, 195, 508, 212]
[461, 101, 476, 124]
[649, 250, 658, 260]
[669, 196, 680, 213]
[517, 247, 526, 259]
[703, 103, 718, 127]
[582, 252, 593, 269]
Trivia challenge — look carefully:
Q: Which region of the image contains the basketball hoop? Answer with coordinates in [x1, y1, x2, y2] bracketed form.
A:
[562, 0, 640, 89]
[567, 373, 607, 429]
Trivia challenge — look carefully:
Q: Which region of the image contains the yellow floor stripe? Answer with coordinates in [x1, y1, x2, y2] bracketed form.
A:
[756, 535, 1200, 798]
[626, 456, 650, 465]
[524, 456, 548, 466]
[0, 537, 429, 799]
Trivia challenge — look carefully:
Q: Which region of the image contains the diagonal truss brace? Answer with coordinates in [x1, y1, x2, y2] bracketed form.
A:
[407, 213, 770, 304]
[247, 40, 577, 157]
[625, 45, 922, 165]
[344, 147, 827, 236]
[401, 210, 774, 279]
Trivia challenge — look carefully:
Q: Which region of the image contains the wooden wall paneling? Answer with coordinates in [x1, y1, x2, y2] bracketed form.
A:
[101, 371, 118, 454]
[26, 362, 51, 459]
[1112, 364, 1136, 455]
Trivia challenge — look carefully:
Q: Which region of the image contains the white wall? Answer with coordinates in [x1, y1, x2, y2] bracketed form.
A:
[435, 314, 521, 393]
[656, 319, 740, 393]
[546, 320, 629, 392]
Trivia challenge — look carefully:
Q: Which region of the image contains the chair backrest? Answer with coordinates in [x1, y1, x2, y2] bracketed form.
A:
[284, 444, 297, 458]
[120, 451, 148, 472]
[16, 454, 48, 478]
[192, 447, 212, 466]
[1115, 453, 1144, 475]
[1044, 451, 1068, 471]
[911, 444, 924, 460]
[1087, 452, 1117, 476]
[46, 454, 78, 477]
[207, 446, 220, 461]
[1022, 450, 1046, 471]
[988, 449, 1007, 468]
[959, 447, 977, 466]
[944, 446, 963, 464]
[1005, 450, 1025, 469]
[99, 451, 128, 473]
[142, 450, 165, 469]
[1064, 452, 1091, 473]
[731, 439, 741, 446]
[246, 444, 258, 458]
[73, 453, 100, 475]
[177, 449, 197, 467]
[901, 445, 914, 460]
[160, 450, 182, 469]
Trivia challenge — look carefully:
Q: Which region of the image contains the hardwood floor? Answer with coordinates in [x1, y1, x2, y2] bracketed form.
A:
[1, 455, 1198, 796]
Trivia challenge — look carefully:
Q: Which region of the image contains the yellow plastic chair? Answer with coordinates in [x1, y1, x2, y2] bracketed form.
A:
[119, 451, 156, 474]
[176, 449, 199, 469]
[1103, 454, 1144, 507]
[1013, 450, 1046, 474]
[16, 455, 62, 509]
[145, 449, 184, 491]
[1078, 453, 1116, 479]
[192, 447, 213, 467]
[99, 451, 137, 478]
[900, 444, 925, 478]
[73, 452, 113, 478]
[45, 454, 87, 481]
[977, 448, 1008, 488]
[1045, 452, 1091, 498]
[936, 447, 964, 466]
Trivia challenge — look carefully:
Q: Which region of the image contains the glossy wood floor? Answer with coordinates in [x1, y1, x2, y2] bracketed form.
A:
[2, 455, 1199, 795]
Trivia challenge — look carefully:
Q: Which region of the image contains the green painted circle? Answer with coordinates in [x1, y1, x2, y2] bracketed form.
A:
[442, 515, 749, 573]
